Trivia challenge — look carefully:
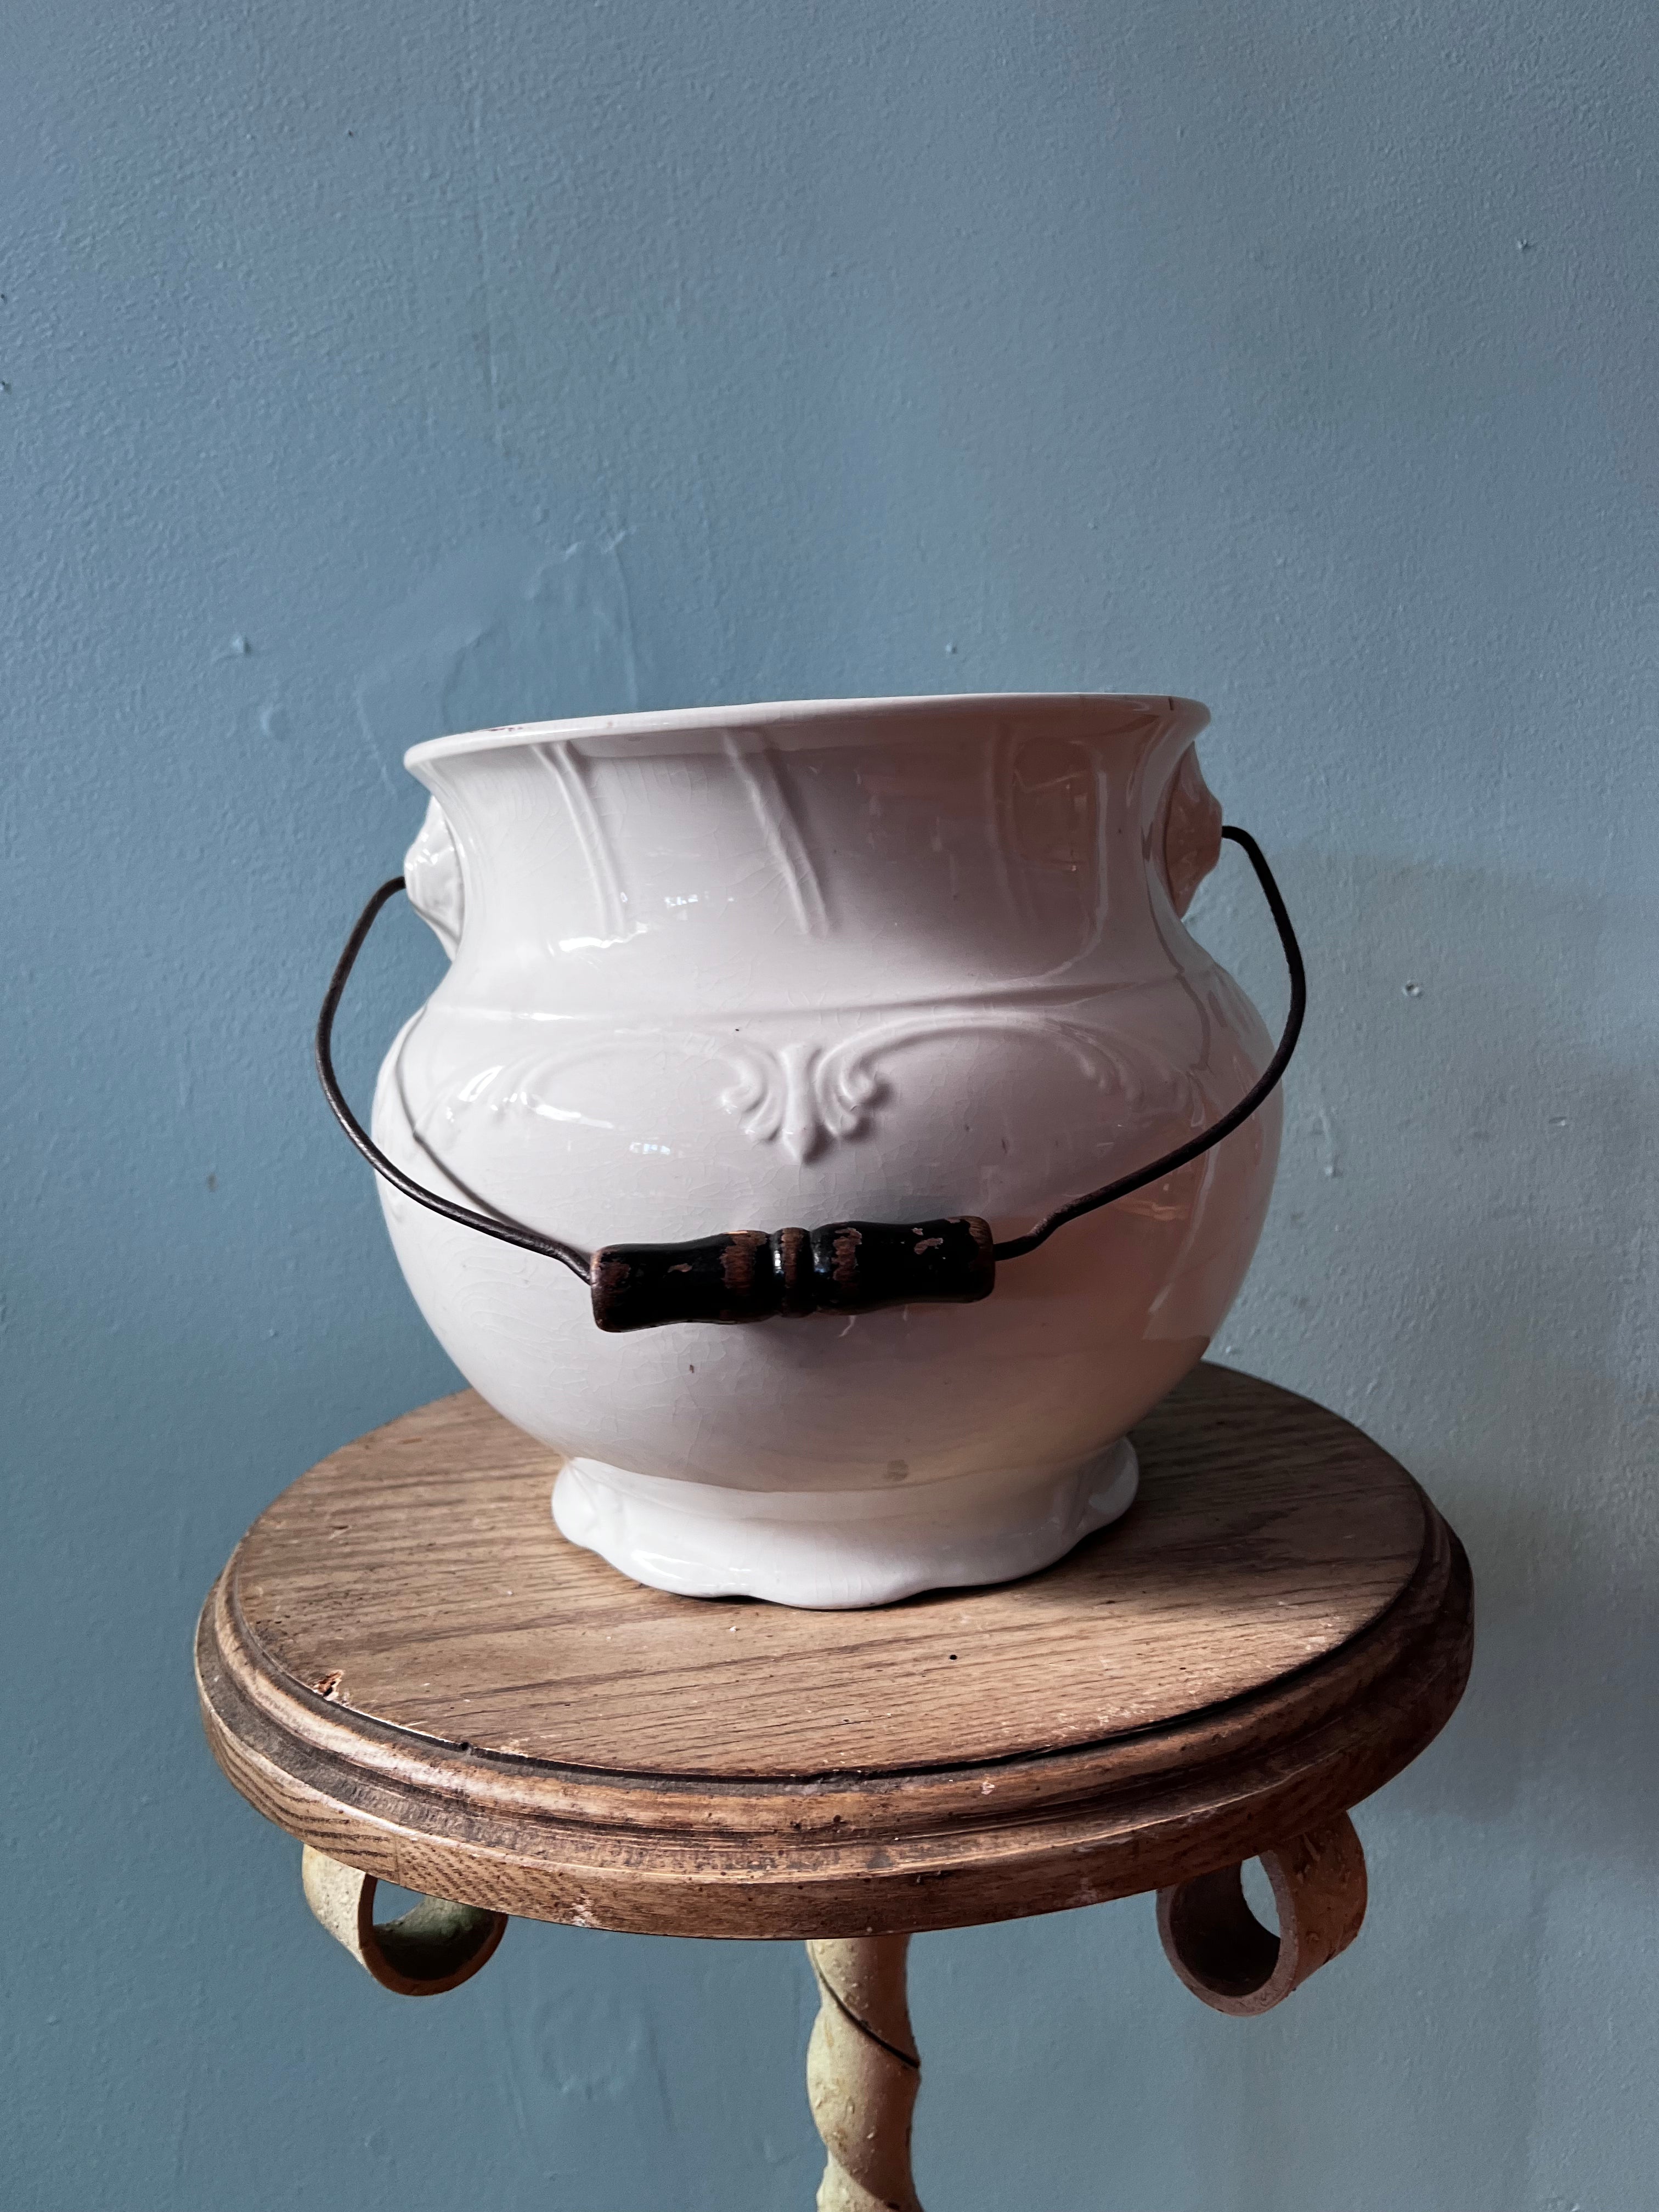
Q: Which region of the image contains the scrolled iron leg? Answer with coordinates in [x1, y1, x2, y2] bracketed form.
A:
[805, 1936, 924, 2212]
[301, 1844, 507, 1997]
[1156, 1813, 1368, 2016]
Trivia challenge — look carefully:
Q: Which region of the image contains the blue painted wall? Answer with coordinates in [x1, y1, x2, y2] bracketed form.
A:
[6, 3, 1655, 2205]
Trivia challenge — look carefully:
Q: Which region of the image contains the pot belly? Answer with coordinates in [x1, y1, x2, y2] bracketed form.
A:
[371, 984, 1278, 1603]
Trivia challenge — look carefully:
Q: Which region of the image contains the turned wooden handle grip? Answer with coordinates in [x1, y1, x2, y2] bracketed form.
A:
[301, 1845, 507, 1997]
[591, 1217, 995, 1332]
[1155, 1815, 1368, 2016]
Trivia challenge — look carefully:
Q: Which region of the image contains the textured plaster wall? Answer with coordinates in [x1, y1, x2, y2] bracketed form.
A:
[5, 3, 1655, 2207]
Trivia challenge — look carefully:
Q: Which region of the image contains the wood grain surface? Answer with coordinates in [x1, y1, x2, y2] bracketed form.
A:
[196, 1364, 1472, 1939]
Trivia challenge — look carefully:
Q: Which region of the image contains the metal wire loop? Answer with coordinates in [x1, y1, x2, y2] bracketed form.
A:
[315, 825, 1304, 1290]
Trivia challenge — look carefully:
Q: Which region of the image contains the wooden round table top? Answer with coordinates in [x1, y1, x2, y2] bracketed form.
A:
[196, 1364, 1471, 1939]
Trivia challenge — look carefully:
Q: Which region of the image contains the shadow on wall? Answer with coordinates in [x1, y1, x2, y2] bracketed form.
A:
[1199, 838, 1659, 1880]
[353, 534, 648, 788]
[910, 836, 1656, 2212]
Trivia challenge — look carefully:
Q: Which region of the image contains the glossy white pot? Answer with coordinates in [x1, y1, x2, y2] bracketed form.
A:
[362, 695, 1283, 1607]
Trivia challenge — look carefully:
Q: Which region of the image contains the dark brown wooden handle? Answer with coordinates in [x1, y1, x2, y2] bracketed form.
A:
[1155, 1815, 1368, 2016]
[590, 1216, 996, 1333]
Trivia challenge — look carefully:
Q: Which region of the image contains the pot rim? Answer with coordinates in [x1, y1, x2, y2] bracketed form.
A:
[404, 691, 1209, 770]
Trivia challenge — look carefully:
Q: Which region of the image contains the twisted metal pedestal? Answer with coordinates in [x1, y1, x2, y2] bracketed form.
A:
[198, 1365, 1471, 2205]
[806, 1938, 923, 2212]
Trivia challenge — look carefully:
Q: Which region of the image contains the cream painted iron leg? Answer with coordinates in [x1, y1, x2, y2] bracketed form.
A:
[300, 1844, 507, 1997]
[805, 1936, 923, 2212]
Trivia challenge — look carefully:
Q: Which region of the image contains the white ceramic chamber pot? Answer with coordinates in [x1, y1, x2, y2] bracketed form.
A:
[346, 695, 1291, 1607]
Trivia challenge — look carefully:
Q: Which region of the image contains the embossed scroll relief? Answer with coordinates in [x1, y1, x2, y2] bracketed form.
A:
[347, 695, 1283, 1606]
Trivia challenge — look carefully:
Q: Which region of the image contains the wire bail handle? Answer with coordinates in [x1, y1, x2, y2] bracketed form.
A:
[317, 826, 1305, 1331]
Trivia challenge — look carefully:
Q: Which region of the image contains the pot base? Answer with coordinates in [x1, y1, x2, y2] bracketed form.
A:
[550, 1440, 1139, 1610]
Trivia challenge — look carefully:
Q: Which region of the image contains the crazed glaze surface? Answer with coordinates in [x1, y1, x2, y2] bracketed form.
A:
[371, 693, 1280, 1605]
